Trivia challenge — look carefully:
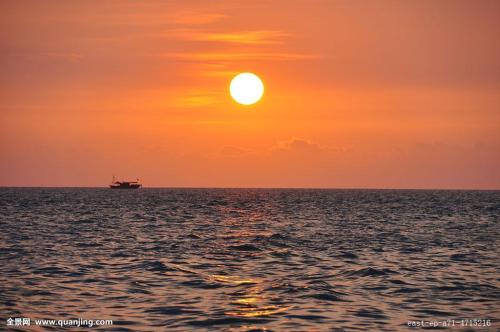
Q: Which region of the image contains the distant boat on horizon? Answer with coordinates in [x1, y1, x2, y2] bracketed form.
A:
[109, 176, 142, 189]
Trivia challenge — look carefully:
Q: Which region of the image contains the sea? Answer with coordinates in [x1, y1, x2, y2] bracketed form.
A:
[0, 188, 499, 331]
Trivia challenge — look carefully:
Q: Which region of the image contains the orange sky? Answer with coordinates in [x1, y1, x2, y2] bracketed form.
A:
[1, 0, 499, 189]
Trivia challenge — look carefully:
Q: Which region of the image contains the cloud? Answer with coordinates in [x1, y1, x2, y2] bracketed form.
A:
[173, 92, 220, 108]
[154, 52, 317, 62]
[194, 63, 235, 77]
[272, 138, 322, 154]
[168, 29, 291, 44]
[269, 138, 345, 162]
[170, 11, 227, 25]
[99, 9, 227, 26]
[218, 146, 250, 157]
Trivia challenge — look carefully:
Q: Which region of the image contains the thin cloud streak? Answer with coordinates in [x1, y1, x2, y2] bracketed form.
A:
[173, 93, 221, 108]
[167, 29, 291, 44]
[154, 52, 318, 61]
[170, 11, 227, 25]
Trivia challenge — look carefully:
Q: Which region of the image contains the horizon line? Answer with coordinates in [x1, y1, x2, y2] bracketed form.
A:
[1, 185, 499, 191]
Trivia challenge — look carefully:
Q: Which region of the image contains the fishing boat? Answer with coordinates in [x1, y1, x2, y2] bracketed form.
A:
[109, 176, 142, 189]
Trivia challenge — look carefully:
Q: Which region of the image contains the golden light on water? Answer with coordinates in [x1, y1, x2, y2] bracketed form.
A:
[225, 305, 290, 318]
[210, 274, 257, 285]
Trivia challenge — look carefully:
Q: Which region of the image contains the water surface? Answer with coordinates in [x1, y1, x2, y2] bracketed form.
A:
[1, 188, 499, 331]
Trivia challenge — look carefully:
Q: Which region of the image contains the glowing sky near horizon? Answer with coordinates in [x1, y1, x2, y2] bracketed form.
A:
[0, 0, 499, 188]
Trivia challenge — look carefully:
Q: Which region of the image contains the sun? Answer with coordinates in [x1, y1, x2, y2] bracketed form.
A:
[229, 72, 264, 105]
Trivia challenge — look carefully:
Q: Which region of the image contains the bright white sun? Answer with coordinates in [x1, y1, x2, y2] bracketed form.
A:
[229, 72, 264, 105]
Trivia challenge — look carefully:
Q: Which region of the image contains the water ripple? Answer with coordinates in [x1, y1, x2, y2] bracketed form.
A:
[1, 188, 499, 331]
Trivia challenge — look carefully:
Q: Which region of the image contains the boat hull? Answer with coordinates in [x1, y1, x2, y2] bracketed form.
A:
[109, 184, 141, 189]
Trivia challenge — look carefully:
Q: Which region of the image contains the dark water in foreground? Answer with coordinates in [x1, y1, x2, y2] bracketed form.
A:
[1, 188, 499, 331]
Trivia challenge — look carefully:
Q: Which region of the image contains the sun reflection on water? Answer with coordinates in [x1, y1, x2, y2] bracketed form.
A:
[225, 284, 291, 318]
[210, 275, 258, 285]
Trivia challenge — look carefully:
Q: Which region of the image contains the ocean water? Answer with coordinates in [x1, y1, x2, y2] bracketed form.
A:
[0, 188, 499, 331]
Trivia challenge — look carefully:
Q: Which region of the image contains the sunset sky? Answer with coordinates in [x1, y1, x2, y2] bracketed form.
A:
[1, 0, 499, 189]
